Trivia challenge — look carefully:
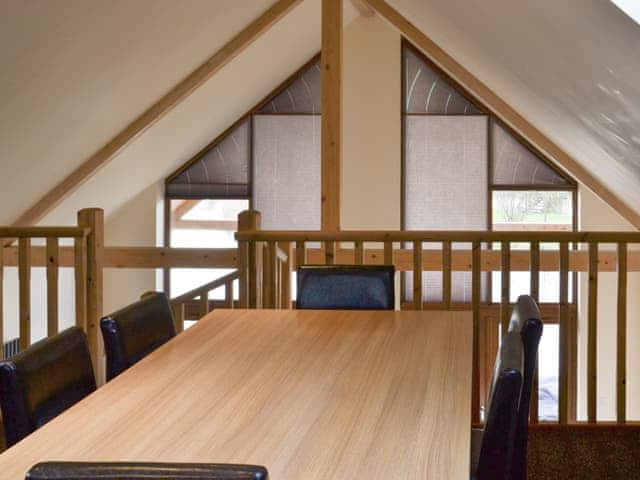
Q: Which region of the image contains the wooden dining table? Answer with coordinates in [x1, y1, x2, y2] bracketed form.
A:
[0, 309, 473, 479]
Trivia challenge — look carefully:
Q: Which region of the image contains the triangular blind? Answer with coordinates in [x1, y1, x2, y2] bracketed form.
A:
[167, 120, 250, 199]
[257, 60, 321, 114]
[404, 47, 482, 115]
[491, 121, 571, 186]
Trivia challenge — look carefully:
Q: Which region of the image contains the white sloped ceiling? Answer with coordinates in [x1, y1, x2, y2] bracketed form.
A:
[388, 0, 640, 221]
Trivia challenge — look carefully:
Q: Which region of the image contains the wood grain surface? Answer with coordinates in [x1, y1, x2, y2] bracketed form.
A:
[0, 309, 472, 479]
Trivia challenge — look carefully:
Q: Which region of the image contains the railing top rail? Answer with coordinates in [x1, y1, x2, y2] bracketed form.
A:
[0, 226, 91, 238]
[171, 270, 239, 305]
[236, 230, 640, 243]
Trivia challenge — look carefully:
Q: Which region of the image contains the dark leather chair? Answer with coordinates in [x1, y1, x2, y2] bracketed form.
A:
[0, 327, 96, 448]
[508, 295, 543, 480]
[100, 292, 176, 382]
[296, 265, 395, 310]
[473, 331, 524, 480]
[25, 462, 268, 480]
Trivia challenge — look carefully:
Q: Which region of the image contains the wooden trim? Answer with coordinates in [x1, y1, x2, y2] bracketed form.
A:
[237, 229, 640, 242]
[558, 242, 570, 424]
[74, 236, 87, 332]
[442, 241, 452, 309]
[368, 0, 640, 228]
[321, 0, 343, 232]
[0, 227, 89, 239]
[500, 242, 510, 334]
[171, 219, 238, 231]
[172, 303, 185, 333]
[354, 240, 364, 265]
[471, 241, 481, 424]
[351, 0, 374, 16]
[9, 0, 302, 230]
[412, 241, 422, 310]
[171, 271, 240, 305]
[46, 238, 59, 337]
[0, 246, 3, 360]
[587, 242, 598, 422]
[296, 241, 307, 268]
[617, 242, 627, 424]
[3, 244, 640, 272]
[18, 238, 31, 351]
[78, 209, 104, 385]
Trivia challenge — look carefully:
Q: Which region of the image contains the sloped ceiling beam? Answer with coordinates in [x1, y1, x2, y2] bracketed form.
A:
[351, 0, 375, 17]
[366, 0, 640, 229]
[9, 0, 302, 231]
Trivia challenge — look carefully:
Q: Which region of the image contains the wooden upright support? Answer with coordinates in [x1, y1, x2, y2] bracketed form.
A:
[321, 0, 343, 232]
[78, 208, 104, 385]
[18, 238, 31, 351]
[46, 237, 59, 337]
[237, 210, 262, 308]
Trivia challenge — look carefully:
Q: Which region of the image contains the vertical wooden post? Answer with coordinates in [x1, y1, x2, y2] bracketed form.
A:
[74, 235, 88, 332]
[530, 241, 540, 423]
[0, 245, 4, 360]
[500, 241, 510, 335]
[172, 302, 185, 333]
[321, 0, 342, 232]
[384, 241, 393, 265]
[558, 242, 570, 424]
[78, 208, 104, 385]
[471, 240, 481, 424]
[280, 241, 292, 309]
[296, 241, 306, 269]
[325, 240, 335, 265]
[18, 238, 31, 351]
[46, 237, 59, 337]
[354, 240, 364, 265]
[442, 241, 452, 309]
[237, 210, 261, 308]
[263, 242, 277, 309]
[200, 291, 209, 318]
[225, 280, 235, 309]
[413, 241, 422, 310]
[617, 242, 627, 424]
[587, 242, 598, 422]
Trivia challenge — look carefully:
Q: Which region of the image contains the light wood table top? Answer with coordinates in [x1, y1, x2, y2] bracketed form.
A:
[0, 309, 473, 479]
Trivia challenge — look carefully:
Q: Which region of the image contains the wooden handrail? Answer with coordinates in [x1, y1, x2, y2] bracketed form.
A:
[237, 229, 640, 243]
[171, 271, 239, 305]
[0, 226, 90, 238]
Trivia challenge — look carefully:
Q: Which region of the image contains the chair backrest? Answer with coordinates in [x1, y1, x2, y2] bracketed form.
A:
[100, 292, 176, 381]
[26, 462, 268, 480]
[476, 331, 524, 480]
[508, 295, 543, 480]
[296, 265, 395, 310]
[0, 327, 96, 447]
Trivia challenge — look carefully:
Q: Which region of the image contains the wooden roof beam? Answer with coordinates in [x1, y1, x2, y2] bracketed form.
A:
[365, 0, 640, 230]
[351, 0, 374, 17]
[7, 0, 303, 235]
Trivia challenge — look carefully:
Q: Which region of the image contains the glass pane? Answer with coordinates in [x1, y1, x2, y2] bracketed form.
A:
[403, 47, 482, 115]
[253, 115, 321, 230]
[492, 190, 573, 228]
[404, 116, 488, 302]
[538, 324, 559, 421]
[491, 121, 570, 186]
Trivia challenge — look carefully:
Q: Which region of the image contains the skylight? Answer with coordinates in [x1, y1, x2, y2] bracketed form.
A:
[611, 0, 640, 24]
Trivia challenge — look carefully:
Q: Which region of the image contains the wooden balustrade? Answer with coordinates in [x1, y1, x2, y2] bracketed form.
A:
[0, 216, 94, 366]
[170, 271, 239, 331]
[236, 209, 640, 425]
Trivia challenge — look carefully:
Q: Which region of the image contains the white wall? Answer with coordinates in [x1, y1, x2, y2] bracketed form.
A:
[577, 186, 640, 420]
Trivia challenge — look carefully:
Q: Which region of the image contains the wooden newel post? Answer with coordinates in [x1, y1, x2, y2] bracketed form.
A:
[78, 208, 104, 385]
[237, 210, 262, 309]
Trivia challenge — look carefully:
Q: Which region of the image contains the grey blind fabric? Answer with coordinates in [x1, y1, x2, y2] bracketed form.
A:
[167, 120, 250, 199]
[253, 115, 321, 230]
[404, 116, 488, 302]
[404, 47, 482, 115]
[257, 61, 321, 114]
[491, 121, 570, 186]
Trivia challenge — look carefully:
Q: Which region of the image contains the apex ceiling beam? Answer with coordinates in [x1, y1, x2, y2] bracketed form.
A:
[351, 0, 374, 17]
[9, 0, 302, 232]
[365, 0, 640, 230]
[321, 0, 343, 232]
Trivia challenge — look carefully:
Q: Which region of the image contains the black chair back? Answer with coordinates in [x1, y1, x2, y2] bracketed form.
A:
[100, 292, 176, 381]
[0, 327, 96, 447]
[475, 331, 524, 480]
[508, 295, 543, 480]
[296, 265, 395, 310]
[26, 462, 268, 480]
